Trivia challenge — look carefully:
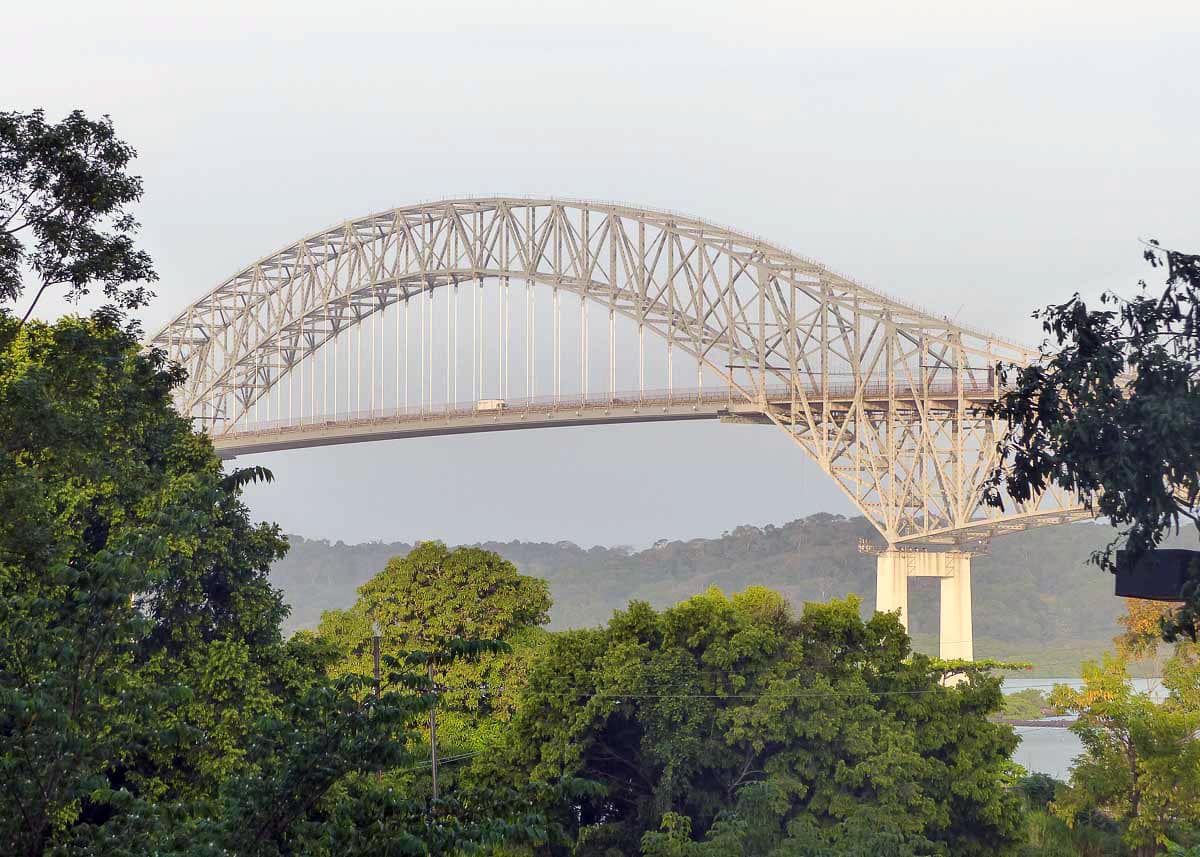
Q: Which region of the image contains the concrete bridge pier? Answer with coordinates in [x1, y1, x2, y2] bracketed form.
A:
[875, 548, 974, 662]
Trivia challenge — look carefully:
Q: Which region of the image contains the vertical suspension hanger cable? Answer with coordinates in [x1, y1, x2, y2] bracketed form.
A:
[478, 276, 485, 400]
[314, 312, 319, 422]
[453, 282, 458, 407]
[502, 218, 509, 403]
[298, 319, 304, 426]
[503, 276, 509, 401]
[527, 278, 533, 399]
[429, 283, 435, 410]
[638, 221, 646, 403]
[580, 293, 587, 400]
[371, 299, 379, 416]
[404, 292, 409, 414]
[429, 285, 435, 411]
[318, 299, 325, 420]
[331, 303, 336, 417]
[264, 344, 271, 424]
[471, 276, 477, 403]
[419, 284, 425, 411]
[524, 208, 534, 401]
[500, 276, 506, 400]
[371, 294, 376, 414]
[611, 216, 618, 402]
[352, 295, 357, 412]
[343, 292, 350, 416]
[667, 232, 675, 401]
[639, 321, 645, 401]
[609, 306, 615, 403]
[268, 339, 274, 424]
[255, 343, 261, 426]
[285, 334, 291, 423]
[333, 300, 339, 418]
[553, 286, 560, 401]
[398, 289, 403, 412]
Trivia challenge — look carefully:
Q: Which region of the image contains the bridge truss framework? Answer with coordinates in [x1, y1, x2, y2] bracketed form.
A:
[151, 197, 1092, 659]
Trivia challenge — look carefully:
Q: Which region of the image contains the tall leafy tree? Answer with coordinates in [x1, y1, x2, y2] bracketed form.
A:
[986, 243, 1200, 639]
[0, 107, 553, 856]
[496, 587, 1024, 856]
[0, 313, 325, 850]
[1049, 652, 1200, 857]
[0, 315, 552, 855]
[0, 110, 156, 326]
[318, 542, 552, 750]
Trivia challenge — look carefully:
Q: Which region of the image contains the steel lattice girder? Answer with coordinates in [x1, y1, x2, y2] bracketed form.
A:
[150, 197, 1087, 544]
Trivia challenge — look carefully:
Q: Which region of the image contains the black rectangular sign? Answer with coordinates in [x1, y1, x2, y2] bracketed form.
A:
[1114, 549, 1197, 601]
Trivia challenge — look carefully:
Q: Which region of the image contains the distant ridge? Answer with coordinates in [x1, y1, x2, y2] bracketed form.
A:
[268, 514, 1156, 673]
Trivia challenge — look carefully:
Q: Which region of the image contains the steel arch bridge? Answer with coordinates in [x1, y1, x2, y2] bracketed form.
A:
[151, 196, 1087, 551]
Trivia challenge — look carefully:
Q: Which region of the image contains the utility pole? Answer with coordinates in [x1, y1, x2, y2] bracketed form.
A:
[372, 628, 382, 783]
[428, 660, 439, 800]
[372, 632, 381, 701]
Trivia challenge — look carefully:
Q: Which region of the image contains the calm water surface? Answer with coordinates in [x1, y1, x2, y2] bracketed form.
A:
[1001, 677, 1164, 780]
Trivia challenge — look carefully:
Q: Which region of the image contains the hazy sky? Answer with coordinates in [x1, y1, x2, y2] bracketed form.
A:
[9, 0, 1198, 547]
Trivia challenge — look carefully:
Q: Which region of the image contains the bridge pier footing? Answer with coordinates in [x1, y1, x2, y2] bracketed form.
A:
[875, 551, 911, 628]
[939, 557, 973, 663]
[875, 548, 974, 663]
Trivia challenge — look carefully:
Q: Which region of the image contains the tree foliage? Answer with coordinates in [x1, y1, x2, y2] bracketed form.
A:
[986, 243, 1200, 639]
[0, 110, 155, 324]
[317, 542, 552, 751]
[1116, 599, 1180, 662]
[495, 587, 1024, 856]
[1002, 688, 1050, 721]
[1050, 651, 1200, 856]
[274, 519, 1138, 673]
[0, 315, 550, 855]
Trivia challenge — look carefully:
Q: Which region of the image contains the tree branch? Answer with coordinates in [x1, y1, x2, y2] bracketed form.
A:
[17, 279, 57, 329]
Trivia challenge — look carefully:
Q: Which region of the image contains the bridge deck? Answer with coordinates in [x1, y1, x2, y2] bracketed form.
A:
[210, 381, 998, 458]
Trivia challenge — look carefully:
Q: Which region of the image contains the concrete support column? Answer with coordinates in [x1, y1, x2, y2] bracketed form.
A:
[873, 547, 976, 663]
[939, 554, 974, 662]
[875, 549, 910, 628]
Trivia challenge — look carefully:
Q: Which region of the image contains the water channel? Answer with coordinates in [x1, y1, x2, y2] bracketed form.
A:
[1002, 677, 1164, 780]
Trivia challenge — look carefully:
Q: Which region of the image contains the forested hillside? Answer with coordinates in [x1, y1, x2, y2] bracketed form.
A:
[269, 514, 1162, 673]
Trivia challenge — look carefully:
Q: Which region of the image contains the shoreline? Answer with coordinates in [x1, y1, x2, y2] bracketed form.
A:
[995, 718, 1077, 728]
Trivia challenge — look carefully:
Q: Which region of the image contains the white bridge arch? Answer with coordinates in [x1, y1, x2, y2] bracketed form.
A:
[152, 197, 1086, 549]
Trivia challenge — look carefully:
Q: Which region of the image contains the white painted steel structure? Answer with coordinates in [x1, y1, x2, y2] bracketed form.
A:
[152, 197, 1088, 554]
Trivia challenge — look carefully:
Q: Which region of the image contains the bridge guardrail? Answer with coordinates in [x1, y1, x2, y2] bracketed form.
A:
[213, 378, 1002, 440]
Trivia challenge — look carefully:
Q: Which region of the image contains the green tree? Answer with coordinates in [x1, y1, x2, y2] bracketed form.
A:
[1050, 652, 1200, 856]
[318, 541, 552, 751]
[0, 315, 551, 855]
[986, 243, 1200, 639]
[497, 587, 1024, 856]
[0, 109, 156, 325]
[0, 314, 332, 850]
[1002, 688, 1050, 720]
[0, 108, 553, 855]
